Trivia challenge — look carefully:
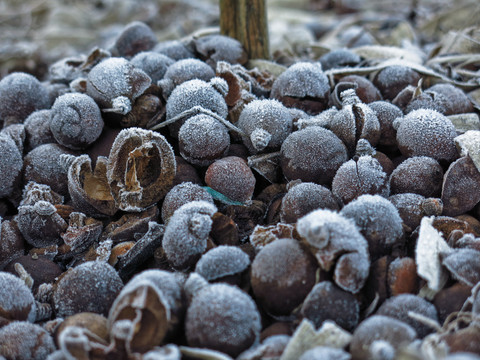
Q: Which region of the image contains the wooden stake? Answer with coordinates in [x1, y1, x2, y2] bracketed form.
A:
[220, 0, 270, 59]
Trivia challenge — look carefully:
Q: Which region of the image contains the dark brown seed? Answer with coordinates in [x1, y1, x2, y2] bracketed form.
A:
[280, 127, 348, 185]
[52, 261, 123, 317]
[251, 238, 318, 316]
[433, 282, 472, 324]
[442, 156, 480, 216]
[205, 156, 256, 203]
[0, 321, 55, 360]
[373, 65, 421, 101]
[301, 280, 359, 331]
[113, 21, 158, 58]
[389, 156, 444, 197]
[375, 294, 438, 338]
[338, 75, 382, 104]
[185, 283, 261, 357]
[387, 257, 418, 297]
[280, 182, 339, 224]
[271, 62, 330, 115]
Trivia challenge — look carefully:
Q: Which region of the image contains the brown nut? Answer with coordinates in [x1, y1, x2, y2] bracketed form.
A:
[16, 200, 68, 248]
[280, 182, 339, 224]
[341, 194, 404, 260]
[441, 156, 480, 217]
[332, 155, 389, 206]
[375, 294, 438, 338]
[107, 127, 176, 212]
[0, 321, 55, 359]
[389, 156, 444, 198]
[56, 312, 109, 344]
[195, 245, 250, 285]
[301, 280, 359, 331]
[373, 65, 421, 101]
[53, 261, 123, 318]
[205, 156, 256, 203]
[394, 109, 458, 162]
[329, 89, 380, 156]
[271, 62, 330, 115]
[185, 282, 260, 357]
[0, 271, 36, 322]
[350, 315, 417, 360]
[251, 238, 318, 316]
[280, 127, 348, 185]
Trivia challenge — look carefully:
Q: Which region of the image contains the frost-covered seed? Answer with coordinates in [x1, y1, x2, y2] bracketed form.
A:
[50, 93, 104, 150]
[161, 182, 214, 224]
[341, 194, 403, 260]
[53, 261, 123, 317]
[251, 238, 318, 316]
[195, 245, 250, 282]
[162, 201, 217, 270]
[0, 72, 50, 126]
[395, 109, 458, 162]
[130, 51, 174, 83]
[280, 127, 348, 184]
[185, 283, 261, 357]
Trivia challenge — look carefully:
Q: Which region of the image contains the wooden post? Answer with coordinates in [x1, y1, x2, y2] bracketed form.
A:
[220, 0, 270, 60]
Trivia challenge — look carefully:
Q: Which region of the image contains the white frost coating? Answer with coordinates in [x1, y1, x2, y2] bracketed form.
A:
[110, 96, 132, 115]
[195, 245, 250, 281]
[297, 210, 366, 260]
[279, 319, 352, 360]
[297, 107, 338, 130]
[455, 130, 480, 173]
[0, 272, 36, 323]
[298, 346, 352, 360]
[396, 109, 458, 161]
[271, 62, 329, 99]
[415, 216, 452, 291]
[163, 201, 217, 270]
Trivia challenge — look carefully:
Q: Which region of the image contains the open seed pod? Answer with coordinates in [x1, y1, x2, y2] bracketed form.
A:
[296, 209, 370, 294]
[328, 89, 380, 156]
[108, 270, 184, 354]
[58, 325, 111, 360]
[67, 154, 118, 217]
[107, 128, 176, 212]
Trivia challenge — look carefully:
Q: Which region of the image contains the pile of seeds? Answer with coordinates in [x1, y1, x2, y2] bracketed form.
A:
[1, 8, 480, 360]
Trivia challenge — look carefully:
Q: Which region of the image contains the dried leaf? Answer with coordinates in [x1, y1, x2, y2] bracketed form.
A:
[352, 45, 424, 63]
[455, 130, 480, 173]
[280, 319, 351, 360]
[448, 114, 480, 134]
[179, 346, 233, 360]
[415, 216, 452, 292]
